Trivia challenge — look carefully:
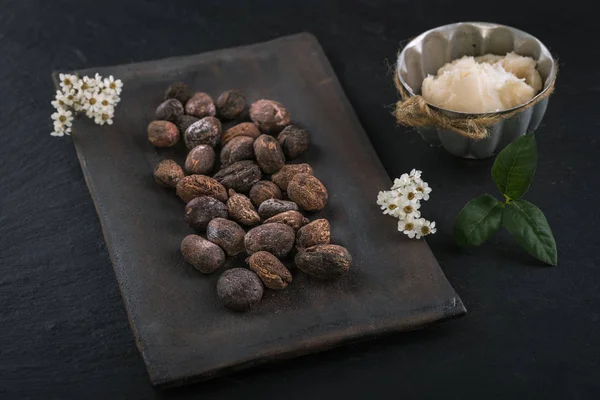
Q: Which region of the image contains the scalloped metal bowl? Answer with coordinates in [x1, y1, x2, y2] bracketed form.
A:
[396, 22, 556, 159]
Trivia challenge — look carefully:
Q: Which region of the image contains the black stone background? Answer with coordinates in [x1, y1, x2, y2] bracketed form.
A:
[1, 0, 598, 398]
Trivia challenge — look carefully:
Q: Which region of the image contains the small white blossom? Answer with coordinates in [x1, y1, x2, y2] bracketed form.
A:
[415, 219, 436, 239]
[409, 169, 422, 180]
[51, 108, 73, 127]
[398, 217, 420, 239]
[59, 73, 78, 92]
[54, 89, 76, 107]
[97, 93, 112, 109]
[398, 184, 421, 203]
[94, 73, 104, 88]
[397, 199, 421, 220]
[377, 169, 436, 239]
[103, 75, 123, 95]
[391, 173, 411, 190]
[377, 190, 402, 217]
[82, 90, 101, 112]
[50, 72, 123, 137]
[415, 181, 432, 201]
[94, 111, 113, 125]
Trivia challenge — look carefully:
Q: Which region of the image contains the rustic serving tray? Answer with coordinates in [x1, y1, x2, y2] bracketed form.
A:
[53, 33, 466, 388]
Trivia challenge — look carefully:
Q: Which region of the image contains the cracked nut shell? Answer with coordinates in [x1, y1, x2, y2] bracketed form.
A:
[271, 163, 313, 191]
[207, 218, 245, 256]
[185, 145, 215, 175]
[184, 196, 228, 231]
[181, 234, 225, 274]
[295, 244, 352, 279]
[175, 115, 199, 135]
[153, 159, 185, 188]
[216, 268, 263, 312]
[287, 173, 328, 212]
[155, 98, 184, 122]
[296, 219, 330, 249]
[147, 120, 180, 147]
[244, 223, 295, 258]
[176, 175, 228, 203]
[249, 181, 282, 208]
[247, 251, 293, 290]
[220, 136, 255, 168]
[164, 82, 193, 105]
[277, 125, 310, 159]
[216, 90, 248, 120]
[264, 210, 309, 231]
[258, 199, 299, 219]
[184, 116, 221, 149]
[213, 160, 262, 193]
[221, 122, 262, 145]
[249, 99, 291, 133]
[185, 92, 216, 118]
[227, 189, 261, 227]
[254, 134, 285, 174]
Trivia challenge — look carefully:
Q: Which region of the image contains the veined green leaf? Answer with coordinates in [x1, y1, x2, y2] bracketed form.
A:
[503, 199, 558, 266]
[491, 134, 537, 199]
[454, 194, 503, 247]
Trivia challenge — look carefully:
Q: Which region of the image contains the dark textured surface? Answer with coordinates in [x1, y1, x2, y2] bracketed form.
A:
[52, 33, 464, 387]
[1, 0, 598, 398]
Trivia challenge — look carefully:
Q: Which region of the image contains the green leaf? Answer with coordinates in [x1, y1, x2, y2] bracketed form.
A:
[454, 194, 504, 247]
[503, 199, 558, 266]
[491, 134, 538, 199]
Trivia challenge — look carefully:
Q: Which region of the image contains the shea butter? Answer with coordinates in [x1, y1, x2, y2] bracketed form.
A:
[422, 52, 542, 113]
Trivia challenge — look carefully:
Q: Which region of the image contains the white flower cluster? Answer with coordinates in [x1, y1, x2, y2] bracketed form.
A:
[51, 73, 123, 137]
[376, 169, 436, 239]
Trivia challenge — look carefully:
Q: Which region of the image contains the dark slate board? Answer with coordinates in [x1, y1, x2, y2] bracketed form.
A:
[53, 33, 466, 388]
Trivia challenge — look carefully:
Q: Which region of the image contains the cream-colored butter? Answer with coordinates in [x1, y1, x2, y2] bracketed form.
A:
[421, 53, 542, 113]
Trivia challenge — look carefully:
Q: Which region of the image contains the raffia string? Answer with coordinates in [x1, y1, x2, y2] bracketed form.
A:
[393, 65, 557, 140]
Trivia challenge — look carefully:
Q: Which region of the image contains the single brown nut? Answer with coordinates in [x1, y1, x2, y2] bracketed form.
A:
[175, 115, 199, 135]
[247, 251, 293, 289]
[213, 160, 262, 193]
[147, 120, 180, 147]
[153, 159, 185, 188]
[184, 196, 228, 231]
[258, 199, 299, 219]
[176, 175, 228, 203]
[277, 125, 311, 159]
[185, 145, 215, 175]
[264, 211, 309, 231]
[207, 218, 245, 256]
[221, 122, 262, 145]
[220, 136, 255, 168]
[156, 98, 184, 122]
[181, 234, 225, 274]
[227, 189, 261, 227]
[254, 134, 285, 174]
[217, 268, 263, 312]
[164, 82, 193, 105]
[287, 173, 328, 212]
[249, 181, 282, 207]
[184, 116, 221, 149]
[185, 92, 216, 118]
[216, 90, 248, 120]
[296, 219, 330, 249]
[244, 223, 295, 258]
[249, 99, 291, 133]
[271, 164, 313, 191]
[295, 244, 352, 279]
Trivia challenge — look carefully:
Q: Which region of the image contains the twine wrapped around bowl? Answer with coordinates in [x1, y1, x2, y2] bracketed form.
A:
[394, 22, 557, 159]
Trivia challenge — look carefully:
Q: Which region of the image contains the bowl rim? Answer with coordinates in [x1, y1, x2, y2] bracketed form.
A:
[396, 21, 557, 116]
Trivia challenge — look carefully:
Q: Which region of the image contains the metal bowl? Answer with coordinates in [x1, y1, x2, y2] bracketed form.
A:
[396, 22, 556, 159]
